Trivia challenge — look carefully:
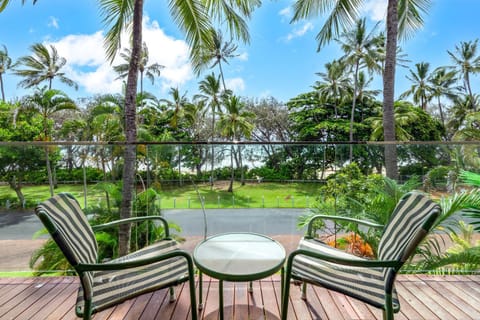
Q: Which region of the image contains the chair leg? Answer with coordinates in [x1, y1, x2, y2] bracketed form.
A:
[384, 293, 394, 320]
[301, 282, 307, 300]
[169, 287, 176, 302]
[281, 271, 292, 320]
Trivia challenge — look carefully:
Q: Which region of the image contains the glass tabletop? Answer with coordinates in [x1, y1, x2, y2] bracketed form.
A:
[193, 232, 286, 281]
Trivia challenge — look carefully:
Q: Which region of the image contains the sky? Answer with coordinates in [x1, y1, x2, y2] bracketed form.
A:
[1, 0, 479, 105]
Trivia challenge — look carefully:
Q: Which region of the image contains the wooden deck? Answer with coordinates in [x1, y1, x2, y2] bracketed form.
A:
[1, 275, 479, 319]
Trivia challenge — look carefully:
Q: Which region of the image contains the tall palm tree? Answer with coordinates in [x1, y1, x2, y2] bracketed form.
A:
[218, 95, 254, 192]
[428, 67, 460, 130]
[314, 59, 351, 117]
[2, 0, 260, 257]
[161, 87, 190, 129]
[13, 43, 78, 90]
[194, 29, 239, 90]
[113, 42, 164, 94]
[399, 62, 434, 111]
[22, 86, 77, 196]
[292, 0, 431, 180]
[337, 18, 383, 159]
[0, 44, 13, 101]
[195, 73, 230, 188]
[448, 39, 480, 112]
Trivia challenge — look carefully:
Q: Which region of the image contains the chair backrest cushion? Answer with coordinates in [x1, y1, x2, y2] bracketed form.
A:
[35, 193, 98, 266]
[378, 192, 440, 263]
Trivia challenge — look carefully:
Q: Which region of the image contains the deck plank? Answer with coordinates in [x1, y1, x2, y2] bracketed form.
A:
[0, 275, 479, 319]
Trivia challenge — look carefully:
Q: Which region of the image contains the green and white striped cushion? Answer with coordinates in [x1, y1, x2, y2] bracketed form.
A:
[292, 238, 400, 310]
[35, 193, 97, 292]
[76, 239, 189, 314]
[291, 192, 440, 311]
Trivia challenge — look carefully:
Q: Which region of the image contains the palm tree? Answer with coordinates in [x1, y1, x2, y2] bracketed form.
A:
[22, 86, 77, 196]
[448, 39, 480, 112]
[337, 18, 383, 159]
[314, 59, 351, 118]
[217, 95, 254, 192]
[113, 42, 164, 94]
[291, 0, 431, 180]
[0, 44, 13, 101]
[195, 73, 230, 188]
[369, 101, 420, 142]
[3, 0, 260, 257]
[399, 62, 434, 111]
[194, 29, 239, 90]
[428, 67, 460, 130]
[161, 87, 190, 129]
[13, 43, 78, 90]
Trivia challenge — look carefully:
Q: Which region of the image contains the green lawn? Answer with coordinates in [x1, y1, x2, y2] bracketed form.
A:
[0, 181, 323, 210]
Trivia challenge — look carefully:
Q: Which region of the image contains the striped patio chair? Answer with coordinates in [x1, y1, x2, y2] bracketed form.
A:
[35, 193, 197, 320]
[281, 192, 441, 320]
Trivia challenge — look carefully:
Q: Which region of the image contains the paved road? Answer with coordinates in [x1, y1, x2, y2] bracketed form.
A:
[0, 208, 310, 240]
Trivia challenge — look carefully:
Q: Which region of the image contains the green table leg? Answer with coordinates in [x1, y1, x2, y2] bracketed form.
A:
[248, 281, 253, 293]
[198, 271, 203, 310]
[219, 280, 224, 320]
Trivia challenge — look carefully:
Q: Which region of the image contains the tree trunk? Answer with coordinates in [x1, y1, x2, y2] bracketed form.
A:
[45, 148, 55, 197]
[349, 62, 360, 161]
[9, 176, 25, 207]
[228, 145, 234, 192]
[383, 0, 399, 181]
[0, 74, 5, 101]
[119, 0, 143, 257]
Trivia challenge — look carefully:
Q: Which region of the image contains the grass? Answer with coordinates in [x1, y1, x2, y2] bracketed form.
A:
[0, 181, 323, 210]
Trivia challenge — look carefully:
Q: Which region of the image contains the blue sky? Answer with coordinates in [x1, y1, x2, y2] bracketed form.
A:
[0, 0, 479, 104]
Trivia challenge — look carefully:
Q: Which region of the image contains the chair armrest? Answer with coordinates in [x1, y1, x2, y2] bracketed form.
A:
[288, 248, 401, 269]
[306, 214, 384, 238]
[92, 216, 170, 238]
[76, 249, 192, 272]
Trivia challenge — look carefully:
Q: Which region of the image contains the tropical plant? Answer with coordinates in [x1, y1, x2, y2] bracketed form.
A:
[428, 67, 460, 130]
[291, 0, 431, 180]
[194, 29, 239, 90]
[113, 42, 163, 94]
[337, 18, 383, 159]
[21, 87, 78, 196]
[217, 95, 254, 191]
[399, 61, 434, 111]
[13, 43, 78, 90]
[411, 190, 480, 273]
[314, 59, 351, 117]
[448, 39, 480, 112]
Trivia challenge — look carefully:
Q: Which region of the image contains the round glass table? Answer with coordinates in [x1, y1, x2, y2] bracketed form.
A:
[193, 232, 286, 319]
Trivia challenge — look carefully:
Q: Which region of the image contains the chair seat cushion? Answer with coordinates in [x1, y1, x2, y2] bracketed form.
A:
[76, 239, 188, 314]
[292, 238, 400, 311]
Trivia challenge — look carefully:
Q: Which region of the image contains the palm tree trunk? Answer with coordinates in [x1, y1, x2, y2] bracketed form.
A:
[218, 61, 227, 91]
[228, 144, 234, 192]
[383, 0, 399, 181]
[45, 148, 55, 197]
[0, 74, 5, 101]
[349, 62, 360, 161]
[119, 0, 143, 257]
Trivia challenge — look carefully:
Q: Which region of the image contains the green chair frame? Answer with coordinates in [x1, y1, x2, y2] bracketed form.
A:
[281, 192, 440, 320]
[35, 193, 198, 320]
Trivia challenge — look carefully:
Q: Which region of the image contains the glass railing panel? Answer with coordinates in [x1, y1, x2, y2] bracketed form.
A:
[0, 141, 479, 275]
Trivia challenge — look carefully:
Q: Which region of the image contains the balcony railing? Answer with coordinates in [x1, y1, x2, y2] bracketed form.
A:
[0, 141, 479, 275]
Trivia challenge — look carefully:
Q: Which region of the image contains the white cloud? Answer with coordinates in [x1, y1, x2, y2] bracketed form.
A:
[237, 52, 248, 61]
[279, 7, 292, 22]
[285, 22, 314, 41]
[226, 78, 245, 92]
[46, 16, 193, 95]
[48, 16, 59, 29]
[363, 0, 387, 21]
